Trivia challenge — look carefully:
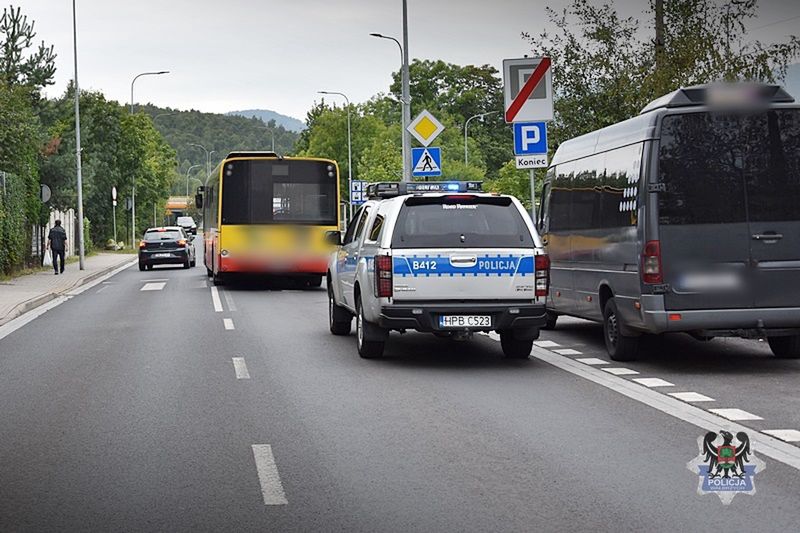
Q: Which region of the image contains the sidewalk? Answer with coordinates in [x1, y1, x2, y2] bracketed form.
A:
[0, 253, 137, 326]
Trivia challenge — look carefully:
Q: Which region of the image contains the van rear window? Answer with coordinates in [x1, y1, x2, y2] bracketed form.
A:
[391, 196, 534, 249]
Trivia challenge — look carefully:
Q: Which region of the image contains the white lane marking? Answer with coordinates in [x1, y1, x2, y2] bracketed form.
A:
[763, 429, 800, 443]
[528, 347, 800, 471]
[251, 445, 288, 505]
[232, 357, 250, 379]
[709, 408, 764, 421]
[632, 377, 675, 388]
[576, 357, 609, 365]
[140, 278, 169, 282]
[602, 367, 639, 376]
[224, 318, 235, 330]
[553, 348, 582, 355]
[0, 259, 137, 341]
[488, 331, 500, 341]
[668, 392, 715, 402]
[223, 289, 237, 312]
[140, 282, 166, 291]
[210, 286, 223, 312]
[534, 340, 560, 348]
[96, 286, 109, 293]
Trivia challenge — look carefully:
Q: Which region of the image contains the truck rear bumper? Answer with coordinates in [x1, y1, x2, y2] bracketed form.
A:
[379, 302, 547, 333]
[640, 295, 800, 334]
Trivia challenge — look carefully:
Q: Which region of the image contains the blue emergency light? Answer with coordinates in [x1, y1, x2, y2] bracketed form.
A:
[366, 181, 482, 199]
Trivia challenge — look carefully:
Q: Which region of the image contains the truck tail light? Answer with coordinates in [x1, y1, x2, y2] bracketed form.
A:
[535, 254, 550, 298]
[374, 255, 393, 298]
[642, 240, 663, 284]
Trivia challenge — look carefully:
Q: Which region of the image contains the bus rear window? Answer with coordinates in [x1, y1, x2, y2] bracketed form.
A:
[391, 196, 534, 248]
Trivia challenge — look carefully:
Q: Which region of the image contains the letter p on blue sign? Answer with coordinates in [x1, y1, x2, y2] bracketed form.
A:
[513, 122, 548, 156]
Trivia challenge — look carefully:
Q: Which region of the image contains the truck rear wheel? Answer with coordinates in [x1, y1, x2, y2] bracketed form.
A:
[500, 331, 533, 359]
[603, 298, 639, 361]
[356, 299, 385, 359]
[328, 284, 352, 335]
[767, 335, 800, 359]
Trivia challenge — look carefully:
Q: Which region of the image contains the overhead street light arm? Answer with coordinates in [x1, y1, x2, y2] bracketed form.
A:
[318, 91, 353, 219]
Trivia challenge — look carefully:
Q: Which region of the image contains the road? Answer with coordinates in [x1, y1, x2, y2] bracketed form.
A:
[1, 243, 799, 531]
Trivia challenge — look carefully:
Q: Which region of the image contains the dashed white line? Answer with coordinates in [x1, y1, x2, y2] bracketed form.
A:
[576, 357, 610, 365]
[223, 289, 237, 311]
[668, 392, 715, 403]
[251, 445, 288, 505]
[534, 340, 560, 348]
[632, 378, 675, 388]
[140, 282, 166, 291]
[232, 357, 250, 379]
[96, 286, 109, 293]
[210, 286, 223, 312]
[709, 408, 764, 421]
[763, 429, 800, 443]
[602, 367, 640, 376]
[553, 348, 582, 355]
[140, 278, 169, 282]
[224, 318, 235, 330]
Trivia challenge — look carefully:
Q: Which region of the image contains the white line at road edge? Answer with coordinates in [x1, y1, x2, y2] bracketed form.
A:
[0, 259, 137, 342]
[224, 318, 235, 330]
[529, 346, 800, 471]
[210, 286, 223, 312]
[223, 289, 237, 312]
[251, 445, 288, 505]
[232, 357, 250, 379]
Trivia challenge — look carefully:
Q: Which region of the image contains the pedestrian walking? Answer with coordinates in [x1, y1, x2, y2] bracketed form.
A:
[47, 220, 67, 275]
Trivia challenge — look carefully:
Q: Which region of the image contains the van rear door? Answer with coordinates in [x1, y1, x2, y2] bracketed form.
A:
[746, 109, 800, 308]
[657, 111, 753, 310]
[389, 195, 539, 302]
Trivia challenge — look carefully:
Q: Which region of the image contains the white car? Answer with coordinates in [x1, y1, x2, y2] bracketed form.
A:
[326, 181, 550, 359]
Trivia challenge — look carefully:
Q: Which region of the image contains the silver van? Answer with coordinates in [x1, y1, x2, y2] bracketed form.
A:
[538, 83, 800, 361]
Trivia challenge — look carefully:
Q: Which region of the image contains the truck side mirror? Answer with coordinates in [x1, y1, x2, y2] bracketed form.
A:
[325, 230, 342, 246]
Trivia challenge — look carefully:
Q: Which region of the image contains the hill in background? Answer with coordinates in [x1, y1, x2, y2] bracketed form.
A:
[227, 109, 306, 132]
[782, 63, 800, 99]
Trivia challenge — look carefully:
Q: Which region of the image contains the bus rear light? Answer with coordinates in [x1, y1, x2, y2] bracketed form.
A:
[642, 240, 663, 284]
[374, 255, 393, 298]
[534, 254, 550, 298]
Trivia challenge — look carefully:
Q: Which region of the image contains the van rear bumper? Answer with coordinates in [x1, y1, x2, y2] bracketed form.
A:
[380, 302, 547, 333]
[640, 295, 800, 334]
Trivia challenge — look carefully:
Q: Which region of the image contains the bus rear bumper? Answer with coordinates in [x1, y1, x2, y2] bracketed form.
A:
[219, 256, 328, 275]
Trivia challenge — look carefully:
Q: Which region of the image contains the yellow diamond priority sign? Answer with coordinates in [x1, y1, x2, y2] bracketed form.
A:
[407, 110, 444, 147]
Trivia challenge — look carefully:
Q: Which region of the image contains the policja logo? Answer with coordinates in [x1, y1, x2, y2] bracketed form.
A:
[687, 430, 765, 505]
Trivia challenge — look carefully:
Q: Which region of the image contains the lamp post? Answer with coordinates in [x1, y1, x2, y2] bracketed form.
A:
[370, 24, 411, 182]
[318, 91, 352, 218]
[464, 111, 499, 165]
[189, 143, 210, 178]
[71, 0, 85, 269]
[185, 164, 203, 197]
[130, 70, 169, 246]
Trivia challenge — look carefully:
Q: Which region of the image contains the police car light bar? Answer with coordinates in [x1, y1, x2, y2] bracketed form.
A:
[366, 181, 483, 199]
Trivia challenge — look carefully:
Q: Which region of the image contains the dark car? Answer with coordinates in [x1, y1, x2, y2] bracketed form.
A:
[176, 216, 197, 235]
[138, 227, 196, 271]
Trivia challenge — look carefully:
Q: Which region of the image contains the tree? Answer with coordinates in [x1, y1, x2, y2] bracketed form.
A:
[0, 4, 55, 96]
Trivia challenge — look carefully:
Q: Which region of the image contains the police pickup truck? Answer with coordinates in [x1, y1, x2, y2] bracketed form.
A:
[325, 181, 550, 359]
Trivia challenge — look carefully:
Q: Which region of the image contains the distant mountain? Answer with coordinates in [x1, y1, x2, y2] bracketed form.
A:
[226, 109, 306, 132]
[782, 63, 800, 100]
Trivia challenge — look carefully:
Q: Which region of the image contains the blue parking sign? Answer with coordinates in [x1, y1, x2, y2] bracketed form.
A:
[513, 122, 548, 155]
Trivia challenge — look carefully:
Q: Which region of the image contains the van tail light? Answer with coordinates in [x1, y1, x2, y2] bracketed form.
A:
[642, 240, 663, 284]
[374, 255, 393, 298]
[534, 254, 550, 298]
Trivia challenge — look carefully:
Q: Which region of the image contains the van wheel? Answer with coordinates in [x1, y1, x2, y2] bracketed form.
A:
[767, 335, 800, 359]
[543, 311, 558, 330]
[328, 284, 352, 335]
[500, 331, 533, 359]
[356, 298, 385, 359]
[603, 298, 639, 361]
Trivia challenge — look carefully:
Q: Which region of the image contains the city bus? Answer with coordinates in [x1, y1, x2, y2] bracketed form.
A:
[196, 151, 340, 286]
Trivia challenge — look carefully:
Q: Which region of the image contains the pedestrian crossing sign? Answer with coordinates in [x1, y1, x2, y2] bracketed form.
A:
[411, 147, 442, 177]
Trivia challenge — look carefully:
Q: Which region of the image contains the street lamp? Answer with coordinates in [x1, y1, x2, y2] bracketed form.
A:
[129, 70, 169, 246]
[71, 0, 86, 269]
[189, 143, 210, 178]
[464, 111, 499, 165]
[370, 22, 411, 182]
[185, 164, 203, 197]
[318, 91, 353, 218]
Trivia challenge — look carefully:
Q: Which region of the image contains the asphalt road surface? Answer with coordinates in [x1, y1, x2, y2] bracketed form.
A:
[1, 246, 799, 531]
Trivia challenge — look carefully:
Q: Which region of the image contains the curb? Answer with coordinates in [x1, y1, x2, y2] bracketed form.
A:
[0, 258, 137, 327]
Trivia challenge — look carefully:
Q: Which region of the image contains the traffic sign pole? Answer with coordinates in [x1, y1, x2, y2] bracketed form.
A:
[530, 169, 536, 223]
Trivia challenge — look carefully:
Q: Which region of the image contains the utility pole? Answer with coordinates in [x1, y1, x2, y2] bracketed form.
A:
[72, 0, 85, 269]
[655, 0, 665, 76]
[401, 0, 411, 182]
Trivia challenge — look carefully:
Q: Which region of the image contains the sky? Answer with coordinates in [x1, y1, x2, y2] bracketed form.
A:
[17, 0, 800, 120]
